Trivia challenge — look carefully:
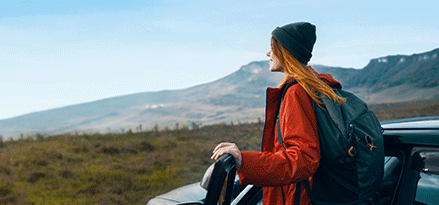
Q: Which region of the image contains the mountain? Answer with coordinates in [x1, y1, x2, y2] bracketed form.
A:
[346, 49, 439, 90]
[1, 49, 438, 138]
[0, 61, 283, 138]
[340, 48, 439, 102]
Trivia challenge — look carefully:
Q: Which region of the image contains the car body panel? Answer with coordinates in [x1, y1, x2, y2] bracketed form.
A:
[381, 116, 439, 129]
[146, 182, 206, 205]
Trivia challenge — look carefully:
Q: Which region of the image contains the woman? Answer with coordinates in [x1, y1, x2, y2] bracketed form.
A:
[211, 22, 345, 205]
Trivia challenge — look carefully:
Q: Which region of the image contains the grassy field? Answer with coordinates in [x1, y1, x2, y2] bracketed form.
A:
[370, 98, 439, 121]
[0, 99, 438, 204]
[0, 123, 263, 205]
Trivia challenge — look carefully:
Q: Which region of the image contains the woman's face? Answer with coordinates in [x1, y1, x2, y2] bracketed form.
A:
[267, 49, 283, 72]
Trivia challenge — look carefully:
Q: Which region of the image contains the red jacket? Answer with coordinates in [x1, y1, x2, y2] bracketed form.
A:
[237, 72, 341, 205]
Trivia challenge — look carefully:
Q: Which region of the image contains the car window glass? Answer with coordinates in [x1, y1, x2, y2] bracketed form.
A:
[415, 173, 439, 205]
[415, 150, 439, 205]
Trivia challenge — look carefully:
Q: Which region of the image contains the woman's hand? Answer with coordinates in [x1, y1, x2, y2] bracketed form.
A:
[211, 142, 242, 169]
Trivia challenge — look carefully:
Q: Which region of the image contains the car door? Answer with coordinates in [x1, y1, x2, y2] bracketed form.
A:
[198, 154, 237, 205]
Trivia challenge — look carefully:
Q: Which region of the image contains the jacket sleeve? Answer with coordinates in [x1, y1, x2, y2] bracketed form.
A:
[237, 85, 320, 187]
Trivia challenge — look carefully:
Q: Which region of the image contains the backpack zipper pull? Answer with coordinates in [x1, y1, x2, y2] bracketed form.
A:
[348, 124, 355, 137]
[365, 135, 377, 150]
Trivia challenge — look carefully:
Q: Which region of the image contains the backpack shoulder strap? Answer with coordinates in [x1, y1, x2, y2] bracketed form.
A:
[276, 80, 298, 148]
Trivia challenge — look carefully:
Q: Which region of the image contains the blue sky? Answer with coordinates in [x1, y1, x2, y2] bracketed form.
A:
[1, 0, 438, 120]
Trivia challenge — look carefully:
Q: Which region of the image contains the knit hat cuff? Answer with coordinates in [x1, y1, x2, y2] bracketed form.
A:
[272, 27, 312, 64]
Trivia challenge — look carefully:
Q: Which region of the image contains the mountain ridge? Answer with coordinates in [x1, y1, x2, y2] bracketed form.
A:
[1, 48, 438, 138]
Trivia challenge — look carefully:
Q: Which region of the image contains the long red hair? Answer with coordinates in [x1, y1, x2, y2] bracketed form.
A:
[271, 38, 345, 106]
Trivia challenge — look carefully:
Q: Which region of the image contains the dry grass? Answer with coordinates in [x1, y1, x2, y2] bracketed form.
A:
[1, 98, 438, 204]
[370, 98, 439, 121]
[0, 123, 263, 204]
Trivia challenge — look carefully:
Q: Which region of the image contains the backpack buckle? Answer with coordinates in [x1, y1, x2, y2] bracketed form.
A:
[348, 146, 357, 157]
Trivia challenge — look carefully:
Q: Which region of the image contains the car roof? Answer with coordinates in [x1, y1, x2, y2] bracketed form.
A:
[381, 117, 439, 147]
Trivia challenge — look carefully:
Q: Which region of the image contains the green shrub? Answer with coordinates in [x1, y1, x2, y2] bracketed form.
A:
[73, 145, 89, 153]
[98, 145, 120, 155]
[59, 169, 75, 179]
[140, 141, 155, 152]
[28, 171, 46, 183]
[0, 165, 11, 175]
[0, 185, 12, 197]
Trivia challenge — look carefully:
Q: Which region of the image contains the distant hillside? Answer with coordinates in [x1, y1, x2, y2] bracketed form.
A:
[1, 48, 438, 138]
[347, 48, 439, 102]
[346, 48, 439, 91]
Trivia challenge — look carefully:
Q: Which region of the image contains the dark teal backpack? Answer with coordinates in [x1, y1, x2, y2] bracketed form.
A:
[277, 80, 384, 205]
